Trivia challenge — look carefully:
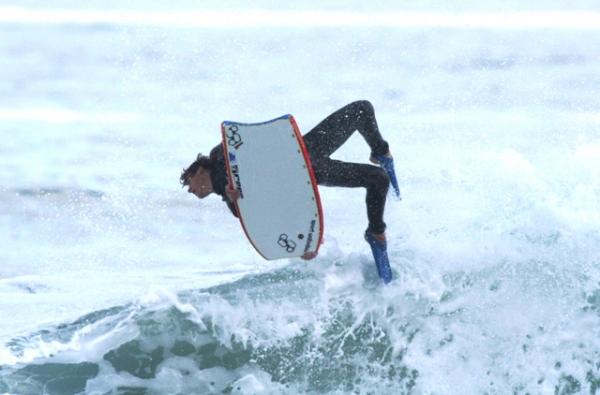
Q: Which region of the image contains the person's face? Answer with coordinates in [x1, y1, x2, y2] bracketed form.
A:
[187, 167, 213, 199]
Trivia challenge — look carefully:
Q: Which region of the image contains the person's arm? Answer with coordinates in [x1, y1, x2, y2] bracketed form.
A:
[225, 199, 239, 217]
[224, 182, 241, 217]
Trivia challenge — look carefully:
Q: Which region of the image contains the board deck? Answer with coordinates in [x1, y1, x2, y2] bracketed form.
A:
[221, 115, 323, 260]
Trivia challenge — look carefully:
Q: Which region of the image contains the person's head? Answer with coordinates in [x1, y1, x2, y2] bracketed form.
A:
[180, 153, 214, 199]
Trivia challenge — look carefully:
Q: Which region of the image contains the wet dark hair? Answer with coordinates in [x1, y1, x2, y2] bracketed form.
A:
[180, 153, 213, 187]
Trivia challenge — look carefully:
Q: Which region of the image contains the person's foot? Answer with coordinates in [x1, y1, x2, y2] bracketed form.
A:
[364, 230, 392, 283]
[370, 151, 401, 200]
[369, 151, 393, 165]
[364, 230, 386, 244]
[372, 232, 386, 242]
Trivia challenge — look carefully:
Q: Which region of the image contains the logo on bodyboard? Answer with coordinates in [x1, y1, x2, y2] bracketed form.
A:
[303, 219, 317, 253]
[277, 233, 296, 253]
[226, 125, 244, 150]
[230, 164, 244, 199]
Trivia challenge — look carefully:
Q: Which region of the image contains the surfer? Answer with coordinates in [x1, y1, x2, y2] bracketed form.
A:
[180, 100, 394, 265]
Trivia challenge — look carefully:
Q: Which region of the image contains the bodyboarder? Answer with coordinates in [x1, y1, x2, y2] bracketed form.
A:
[180, 100, 398, 283]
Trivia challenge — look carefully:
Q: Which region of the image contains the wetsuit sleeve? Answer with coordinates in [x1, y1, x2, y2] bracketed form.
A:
[224, 196, 239, 218]
[208, 144, 239, 218]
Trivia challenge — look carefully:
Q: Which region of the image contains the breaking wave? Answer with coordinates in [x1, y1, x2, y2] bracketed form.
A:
[2, 239, 600, 395]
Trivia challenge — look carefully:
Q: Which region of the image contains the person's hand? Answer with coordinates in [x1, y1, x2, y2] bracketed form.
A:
[301, 251, 318, 260]
[225, 183, 240, 201]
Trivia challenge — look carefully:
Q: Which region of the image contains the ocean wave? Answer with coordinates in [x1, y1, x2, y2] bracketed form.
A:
[1, 253, 600, 394]
[0, 265, 426, 394]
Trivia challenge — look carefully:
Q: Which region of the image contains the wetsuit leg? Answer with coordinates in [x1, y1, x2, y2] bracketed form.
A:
[312, 159, 389, 234]
[302, 100, 391, 234]
[303, 100, 389, 160]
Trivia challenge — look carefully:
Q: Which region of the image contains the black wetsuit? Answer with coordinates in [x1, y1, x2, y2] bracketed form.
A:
[210, 100, 390, 234]
[209, 144, 239, 218]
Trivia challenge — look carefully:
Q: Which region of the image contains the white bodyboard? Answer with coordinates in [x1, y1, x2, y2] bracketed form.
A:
[221, 115, 323, 260]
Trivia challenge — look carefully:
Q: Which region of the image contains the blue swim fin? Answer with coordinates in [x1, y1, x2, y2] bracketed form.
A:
[372, 154, 401, 200]
[365, 231, 392, 284]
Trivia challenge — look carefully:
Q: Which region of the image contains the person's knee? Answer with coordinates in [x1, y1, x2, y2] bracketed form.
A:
[371, 167, 390, 190]
[350, 100, 374, 115]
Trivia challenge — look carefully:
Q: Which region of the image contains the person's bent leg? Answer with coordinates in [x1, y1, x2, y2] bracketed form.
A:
[365, 166, 390, 235]
[351, 100, 390, 158]
[303, 100, 389, 161]
[313, 159, 389, 235]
